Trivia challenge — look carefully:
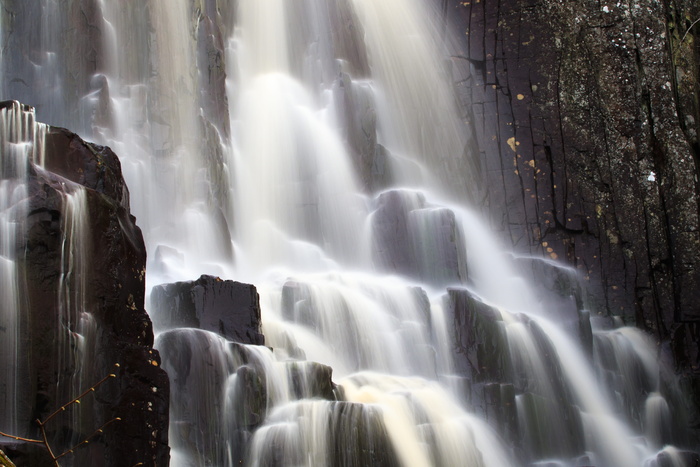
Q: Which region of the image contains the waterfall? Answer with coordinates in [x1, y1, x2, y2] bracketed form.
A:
[0, 0, 692, 466]
[0, 101, 99, 445]
[56, 186, 97, 446]
[0, 102, 38, 437]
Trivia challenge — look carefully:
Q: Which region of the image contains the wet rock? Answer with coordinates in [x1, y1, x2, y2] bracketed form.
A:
[445, 0, 700, 441]
[0, 1, 103, 130]
[333, 72, 379, 192]
[281, 280, 315, 326]
[483, 383, 519, 447]
[517, 392, 584, 461]
[41, 125, 131, 210]
[196, 4, 230, 141]
[0, 102, 169, 466]
[251, 400, 400, 467]
[371, 189, 467, 284]
[651, 449, 700, 467]
[286, 361, 337, 401]
[513, 257, 583, 309]
[408, 206, 467, 285]
[156, 329, 275, 466]
[447, 0, 700, 321]
[445, 287, 508, 382]
[151, 274, 265, 345]
[327, 402, 400, 467]
[673, 323, 700, 437]
[157, 327, 338, 466]
[578, 309, 593, 358]
[371, 190, 425, 278]
[156, 328, 236, 466]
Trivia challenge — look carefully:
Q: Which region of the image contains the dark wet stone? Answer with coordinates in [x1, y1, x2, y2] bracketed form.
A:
[371, 189, 466, 285]
[445, 287, 508, 382]
[0, 103, 169, 466]
[151, 274, 265, 346]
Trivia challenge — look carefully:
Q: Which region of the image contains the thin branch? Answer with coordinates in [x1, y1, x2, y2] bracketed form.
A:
[42, 364, 119, 425]
[53, 418, 121, 461]
[0, 432, 43, 444]
[36, 421, 58, 466]
[680, 17, 700, 45]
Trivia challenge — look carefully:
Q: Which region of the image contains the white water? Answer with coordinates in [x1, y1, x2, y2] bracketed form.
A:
[56, 187, 95, 443]
[0, 102, 36, 436]
[0, 0, 691, 466]
[0, 103, 97, 443]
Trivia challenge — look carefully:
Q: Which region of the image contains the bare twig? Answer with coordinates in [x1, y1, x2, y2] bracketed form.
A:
[53, 417, 121, 461]
[41, 365, 119, 426]
[0, 433, 42, 444]
[36, 424, 58, 466]
[680, 17, 700, 45]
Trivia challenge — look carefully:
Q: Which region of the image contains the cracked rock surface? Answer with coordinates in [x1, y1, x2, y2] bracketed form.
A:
[445, 0, 700, 437]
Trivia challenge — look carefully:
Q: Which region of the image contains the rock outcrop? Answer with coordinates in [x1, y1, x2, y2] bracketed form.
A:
[156, 327, 340, 466]
[444, 0, 700, 439]
[150, 274, 265, 346]
[0, 101, 169, 466]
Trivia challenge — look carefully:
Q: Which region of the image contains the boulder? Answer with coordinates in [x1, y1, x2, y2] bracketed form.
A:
[150, 274, 265, 345]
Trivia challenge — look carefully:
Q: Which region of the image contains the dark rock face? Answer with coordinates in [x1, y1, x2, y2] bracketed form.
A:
[446, 287, 509, 383]
[0, 101, 169, 466]
[150, 274, 265, 345]
[41, 127, 131, 210]
[512, 257, 594, 355]
[444, 0, 700, 439]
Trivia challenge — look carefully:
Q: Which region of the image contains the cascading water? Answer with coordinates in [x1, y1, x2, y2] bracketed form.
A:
[0, 102, 37, 437]
[56, 186, 97, 445]
[0, 101, 99, 448]
[0, 0, 693, 466]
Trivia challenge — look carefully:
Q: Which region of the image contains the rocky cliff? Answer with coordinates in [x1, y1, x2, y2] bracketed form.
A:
[0, 101, 169, 466]
[445, 0, 700, 436]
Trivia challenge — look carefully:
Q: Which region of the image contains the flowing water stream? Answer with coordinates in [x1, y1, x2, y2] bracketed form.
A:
[0, 102, 38, 438]
[0, 0, 691, 466]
